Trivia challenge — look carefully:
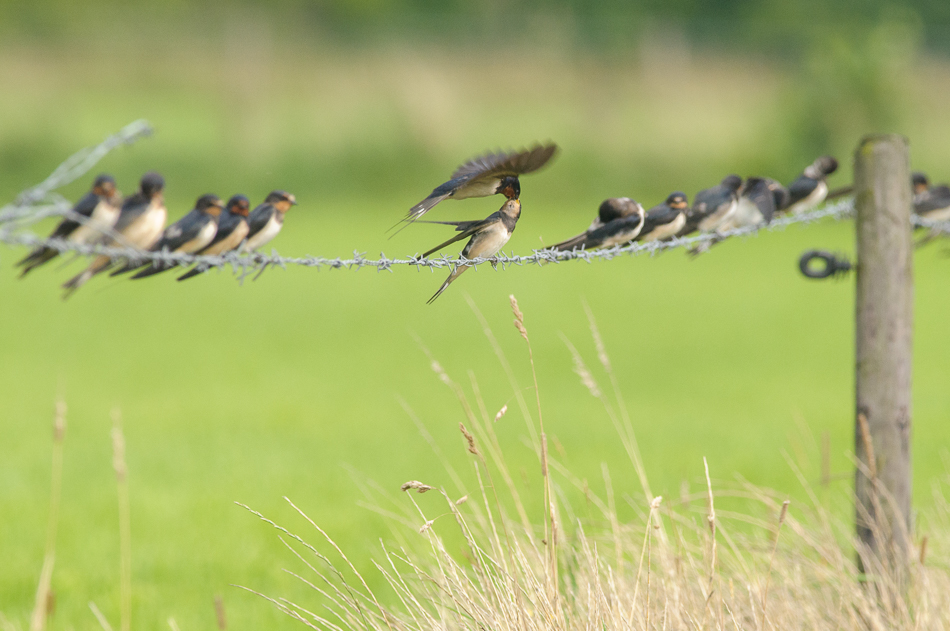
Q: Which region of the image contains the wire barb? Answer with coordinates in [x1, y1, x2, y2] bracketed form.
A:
[3, 126, 948, 281]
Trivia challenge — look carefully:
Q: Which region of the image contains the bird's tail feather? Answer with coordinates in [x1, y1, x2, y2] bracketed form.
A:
[131, 263, 170, 280]
[176, 266, 204, 281]
[427, 265, 469, 304]
[18, 248, 58, 277]
[550, 232, 588, 252]
[61, 256, 111, 298]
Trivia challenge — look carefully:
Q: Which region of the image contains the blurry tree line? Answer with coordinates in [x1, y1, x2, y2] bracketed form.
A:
[2, 0, 947, 53]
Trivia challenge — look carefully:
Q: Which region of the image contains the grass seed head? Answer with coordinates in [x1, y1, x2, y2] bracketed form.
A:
[401, 481, 435, 493]
[459, 422, 478, 455]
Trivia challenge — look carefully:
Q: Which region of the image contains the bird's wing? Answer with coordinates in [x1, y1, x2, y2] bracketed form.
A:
[422, 216, 495, 258]
[202, 212, 238, 249]
[49, 192, 101, 239]
[786, 175, 816, 204]
[450, 144, 558, 180]
[415, 219, 486, 233]
[549, 231, 590, 252]
[405, 184, 460, 222]
[246, 206, 273, 238]
[742, 178, 777, 223]
[916, 186, 950, 214]
[153, 210, 205, 252]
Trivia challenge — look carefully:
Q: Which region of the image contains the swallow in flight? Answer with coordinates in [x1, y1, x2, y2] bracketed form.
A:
[403, 143, 557, 226]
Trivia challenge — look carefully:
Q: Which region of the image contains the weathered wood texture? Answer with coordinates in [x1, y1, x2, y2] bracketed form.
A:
[853, 134, 913, 574]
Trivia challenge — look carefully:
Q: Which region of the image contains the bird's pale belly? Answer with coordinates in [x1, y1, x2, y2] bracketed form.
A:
[699, 201, 737, 232]
[641, 213, 685, 242]
[601, 226, 642, 247]
[71, 202, 120, 245]
[124, 207, 167, 249]
[922, 205, 950, 222]
[204, 221, 249, 255]
[453, 179, 500, 200]
[179, 221, 218, 253]
[728, 198, 764, 230]
[464, 225, 511, 259]
[245, 216, 282, 251]
[789, 181, 828, 214]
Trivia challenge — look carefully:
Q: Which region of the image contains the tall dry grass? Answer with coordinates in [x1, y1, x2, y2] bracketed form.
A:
[244, 296, 950, 630]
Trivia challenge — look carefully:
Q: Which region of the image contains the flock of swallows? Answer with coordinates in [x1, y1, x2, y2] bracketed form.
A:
[15, 144, 950, 302]
[17, 172, 297, 299]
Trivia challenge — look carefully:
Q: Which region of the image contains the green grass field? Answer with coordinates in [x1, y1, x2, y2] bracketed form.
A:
[2, 43, 950, 630]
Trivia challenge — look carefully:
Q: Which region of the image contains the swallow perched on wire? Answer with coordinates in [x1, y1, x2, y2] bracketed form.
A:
[403, 143, 557, 226]
[549, 198, 645, 251]
[17, 174, 121, 277]
[423, 197, 522, 304]
[61, 171, 166, 298]
[677, 175, 743, 237]
[122, 194, 224, 280]
[785, 156, 838, 214]
[912, 172, 950, 220]
[723, 177, 791, 230]
[242, 190, 297, 252]
[634, 192, 689, 243]
[176, 194, 251, 281]
[910, 172, 950, 247]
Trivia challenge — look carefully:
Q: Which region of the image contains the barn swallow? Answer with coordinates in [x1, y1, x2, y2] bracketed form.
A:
[125, 194, 224, 279]
[176, 195, 251, 281]
[724, 177, 791, 229]
[785, 156, 838, 214]
[915, 184, 950, 220]
[677, 175, 743, 237]
[634, 192, 689, 242]
[423, 198, 522, 303]
[61, 171, 167, 298]
[911, 173, 950, 247]
[17, 174, 121, 277]
[549, 198, 645, 251]
[403, 143, 558, 225]
[242, 191, 296, 252]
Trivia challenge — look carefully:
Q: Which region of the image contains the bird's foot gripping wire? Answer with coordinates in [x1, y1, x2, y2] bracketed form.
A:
[798, 249, 852, 280]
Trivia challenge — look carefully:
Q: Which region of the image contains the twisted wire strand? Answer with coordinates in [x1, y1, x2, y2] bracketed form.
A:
[0, 120, 946, 281]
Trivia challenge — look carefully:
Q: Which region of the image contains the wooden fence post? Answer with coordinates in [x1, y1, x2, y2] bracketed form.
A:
[853, 134, 913, 577]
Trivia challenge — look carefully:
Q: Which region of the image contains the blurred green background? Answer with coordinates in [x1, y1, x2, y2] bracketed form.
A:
[2, 1, 950, 629]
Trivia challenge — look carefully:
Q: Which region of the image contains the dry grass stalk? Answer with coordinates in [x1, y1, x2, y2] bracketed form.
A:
[111, 408, 132, 631]
[88, 602, 113, 631]
[510, 294, 560, 617]
[214, 595, 227, 630]
[29, 401, 66, 631]
[761, 499, 791, 624]
[166, 618, 181, 631]
[247, 298, 950, 631]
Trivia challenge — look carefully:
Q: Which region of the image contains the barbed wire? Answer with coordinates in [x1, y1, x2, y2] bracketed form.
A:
[0, 120, 946, 281]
